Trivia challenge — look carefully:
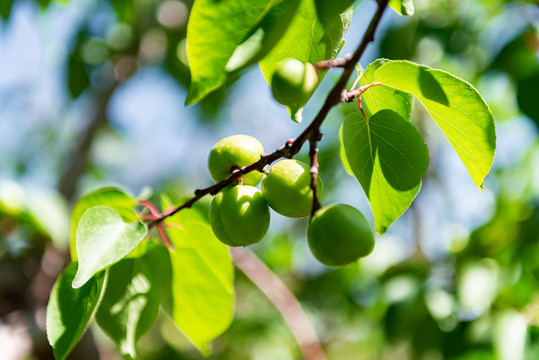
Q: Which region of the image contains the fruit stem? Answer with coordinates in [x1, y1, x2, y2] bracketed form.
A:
[309, 133, 322, 217]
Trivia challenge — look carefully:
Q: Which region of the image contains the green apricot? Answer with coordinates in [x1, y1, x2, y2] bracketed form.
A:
[271, 58, 318, 106]
[261, 159, 323, 218]
[208, 135, 264, 186]
[209, 185, 270, 247]
[308, 204, 374, 266]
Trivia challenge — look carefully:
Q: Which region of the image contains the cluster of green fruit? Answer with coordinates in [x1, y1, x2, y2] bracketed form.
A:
[207, 134, 375, 267]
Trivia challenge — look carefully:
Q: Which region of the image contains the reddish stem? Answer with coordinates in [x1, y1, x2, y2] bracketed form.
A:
[138, 200, 161, 217]
[156, 224, 175, 251]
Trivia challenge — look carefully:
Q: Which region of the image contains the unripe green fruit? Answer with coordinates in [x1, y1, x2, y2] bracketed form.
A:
[261, 159, 323, 218]
[308, 204, 374, 266]
[271, 59, 318, 106]
[210, 185, 270, 247]
[208, 135, 264, 186]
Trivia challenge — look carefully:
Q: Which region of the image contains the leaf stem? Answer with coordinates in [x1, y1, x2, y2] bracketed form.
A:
[341, 82, 383, 103]
[350, 72, 364, 92]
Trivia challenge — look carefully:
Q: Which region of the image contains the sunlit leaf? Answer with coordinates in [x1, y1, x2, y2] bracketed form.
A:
[186, 0, 300, 105]
[339, 124, 354, 176]
[47, 262, 107, 360]
[360, 59, 414, 122]
[73, 206, 147, 288]
[389, 0, 414, 16]
[373, 60, 496, 189]
[343, 110, 429, 233]
[70, 186, 137, 261]
[314, 0, 355, 29]
[96, 254, 160, 358]
[260, 0, 352, 122]
[167, 220, 234, 355]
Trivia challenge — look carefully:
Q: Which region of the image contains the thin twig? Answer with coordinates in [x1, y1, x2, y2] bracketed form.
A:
[231, 247, 327, 360]
[148, 0, 390, 229]
[314, 54, 353, 70]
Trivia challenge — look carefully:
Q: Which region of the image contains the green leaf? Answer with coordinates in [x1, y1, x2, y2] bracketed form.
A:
[46, 262, 107, 360]
[343, 110, 429, 234]
[389, 0, 415, 16]
[339, 124, 354, 176]
[95, 255, 160, 359]
[186, 0, 301, 105]
[373, 60, 496, 189]
[167, 221, 234, 355]
[70, 186, 137, 261]
[0, 0, 14, 20]
[360, 59, 414, 122]
[73, 206, 147, 288]
[314, 0, 355, 29]
[143, 241, 174, 311]
[260, 0, 352, 122]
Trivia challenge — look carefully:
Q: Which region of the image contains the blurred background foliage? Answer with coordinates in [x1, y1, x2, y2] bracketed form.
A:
[0, 0, 538, 359]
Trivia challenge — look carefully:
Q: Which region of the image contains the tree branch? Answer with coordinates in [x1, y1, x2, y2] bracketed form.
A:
[148, 0, 390, 228]
[231, 247, 327, 360]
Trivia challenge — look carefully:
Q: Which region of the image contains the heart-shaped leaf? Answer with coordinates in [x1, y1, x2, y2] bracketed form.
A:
[343, 110, 429, 233]
[70, 186, 137, 261]
[73, 206, 147, 288]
